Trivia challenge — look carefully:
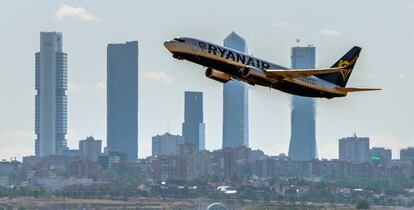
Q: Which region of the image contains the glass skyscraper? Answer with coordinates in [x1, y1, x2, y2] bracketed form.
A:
[107, 41, 139, 161]
[222, 32, 249, 148]
[288, 46, 318, 161]
[182, 91, 205, 151]
[35, 32, 67, 156]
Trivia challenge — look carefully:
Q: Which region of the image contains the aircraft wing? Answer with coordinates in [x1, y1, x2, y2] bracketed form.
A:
[264, 67, 345, 78]
[336, 87, 382, 92]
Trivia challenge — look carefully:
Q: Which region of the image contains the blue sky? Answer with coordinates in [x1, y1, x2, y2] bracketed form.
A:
[0, 0, 413, 160]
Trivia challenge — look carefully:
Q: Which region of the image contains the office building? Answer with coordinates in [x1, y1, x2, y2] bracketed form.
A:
[339, 134, 370, 163]
[182, 91, 205, 150]
[288, 45, 318, 161]
[107, 41, 139, 160]
[79, 136, 102, 162]
[222, 32, 249, 148]
[152, 133, 184, 156]
[35, 32, 68, 156]
[400, 147, 414, 161]
[370, 147, 392, 162]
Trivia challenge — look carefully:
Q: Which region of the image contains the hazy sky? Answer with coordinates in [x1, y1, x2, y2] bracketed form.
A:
[1, 0, 413, 160]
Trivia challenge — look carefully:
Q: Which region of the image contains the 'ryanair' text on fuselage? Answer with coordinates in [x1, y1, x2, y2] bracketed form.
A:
[198, 41, 271, 70]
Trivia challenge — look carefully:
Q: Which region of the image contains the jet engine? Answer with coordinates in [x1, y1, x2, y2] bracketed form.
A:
[205, 68, 231, 83]
[241, 66, 267, 80]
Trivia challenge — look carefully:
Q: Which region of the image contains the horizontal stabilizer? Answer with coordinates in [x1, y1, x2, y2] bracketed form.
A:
[265, 67, 346, 78]
[337, 87, 382, 92]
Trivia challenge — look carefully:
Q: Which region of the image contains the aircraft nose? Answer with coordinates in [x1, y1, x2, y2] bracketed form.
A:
[163, 40, 175, 51]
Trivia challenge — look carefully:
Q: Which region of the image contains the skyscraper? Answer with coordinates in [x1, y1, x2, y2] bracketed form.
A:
[182, 91, 205, 151]
[35, 32, 67, 156]
[288, 46, 318, 161]
[339, 134, 370, 163]
[222, 32, 249, 148]
[107, 41, 139, 161]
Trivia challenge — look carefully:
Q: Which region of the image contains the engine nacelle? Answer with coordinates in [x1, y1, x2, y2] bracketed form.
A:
[241, 66, 267, 80]
[205, 68, 231, 83]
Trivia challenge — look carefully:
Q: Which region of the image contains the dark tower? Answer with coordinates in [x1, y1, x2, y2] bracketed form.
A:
[182, 91, 205, 151]
[288, 46, 318, 161]
[107, 41, 139, 161]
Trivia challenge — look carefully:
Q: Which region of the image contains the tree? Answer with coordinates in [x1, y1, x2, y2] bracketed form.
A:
[356, 199, 370, 209]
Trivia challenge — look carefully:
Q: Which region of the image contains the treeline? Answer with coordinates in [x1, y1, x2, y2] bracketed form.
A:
[0, 186, 46, 198]
[1, 176, 414, 207]
[55, 183, 150, 200]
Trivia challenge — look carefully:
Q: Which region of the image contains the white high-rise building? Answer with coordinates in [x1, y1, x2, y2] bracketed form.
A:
[35, 32, 67, 156]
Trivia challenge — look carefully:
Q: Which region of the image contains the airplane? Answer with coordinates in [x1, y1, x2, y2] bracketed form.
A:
[163, 37, 380, 99]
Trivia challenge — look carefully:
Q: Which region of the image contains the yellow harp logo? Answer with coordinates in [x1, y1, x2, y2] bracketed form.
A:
[338, 60, 352, 81]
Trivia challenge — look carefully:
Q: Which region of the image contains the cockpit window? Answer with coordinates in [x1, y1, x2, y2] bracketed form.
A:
[174, 38, 185, 42]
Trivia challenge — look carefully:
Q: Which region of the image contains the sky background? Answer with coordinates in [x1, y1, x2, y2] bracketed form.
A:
[0, 0, 413, 160]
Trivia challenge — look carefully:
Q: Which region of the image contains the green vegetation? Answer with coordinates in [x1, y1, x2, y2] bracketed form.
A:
[1, 175, 414, 207]
[246, 202, 351, 210]
[0, 186, 47, 198]
[356, 199, 370, 209]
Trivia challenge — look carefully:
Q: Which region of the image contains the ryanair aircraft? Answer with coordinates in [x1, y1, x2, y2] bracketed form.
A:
[164, 37, 380, 99]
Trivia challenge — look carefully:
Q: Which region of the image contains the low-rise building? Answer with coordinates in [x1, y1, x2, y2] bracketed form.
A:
[370, 147, 392, 163]
[400, 147, 414, 161]
[35, 176, 94, 190]
[79, 136, 102, 162]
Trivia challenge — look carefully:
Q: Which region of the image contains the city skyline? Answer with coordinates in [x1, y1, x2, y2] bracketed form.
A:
[0, 0, 413, 160]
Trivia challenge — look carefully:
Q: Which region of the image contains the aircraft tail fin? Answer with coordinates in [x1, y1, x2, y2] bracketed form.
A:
[316, 46, 361, 87]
